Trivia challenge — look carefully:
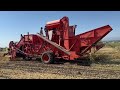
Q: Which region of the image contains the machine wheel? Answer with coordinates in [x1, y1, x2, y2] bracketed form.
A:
[41, 51, 54, 64]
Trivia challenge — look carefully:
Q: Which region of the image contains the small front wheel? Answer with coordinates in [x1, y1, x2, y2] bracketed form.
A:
[41, 51, 54, 64]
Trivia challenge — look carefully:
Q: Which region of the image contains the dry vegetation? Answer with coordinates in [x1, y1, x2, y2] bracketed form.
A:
[0, 41, 120, 79]
[90, 41, 120, 63]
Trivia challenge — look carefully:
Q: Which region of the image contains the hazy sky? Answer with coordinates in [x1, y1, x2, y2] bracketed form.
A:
[0, 11, 119, 47]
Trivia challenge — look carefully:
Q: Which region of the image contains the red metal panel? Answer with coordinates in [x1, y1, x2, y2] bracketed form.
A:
[46, 19, 60, 30]
[69, 25, 112, 57]
[60, 16, 70, 50]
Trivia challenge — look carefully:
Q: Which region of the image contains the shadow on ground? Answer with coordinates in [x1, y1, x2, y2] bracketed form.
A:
[93, 59, 120, 65]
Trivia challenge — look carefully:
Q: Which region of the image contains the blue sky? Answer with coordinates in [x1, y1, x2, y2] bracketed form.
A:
[0, 11, 119, 47]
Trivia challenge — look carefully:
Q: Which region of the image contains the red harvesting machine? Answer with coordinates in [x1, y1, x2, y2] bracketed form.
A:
[8, 16, 112, 64]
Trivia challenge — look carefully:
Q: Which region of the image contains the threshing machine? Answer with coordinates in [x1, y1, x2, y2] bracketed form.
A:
[8, 16, 112, 64]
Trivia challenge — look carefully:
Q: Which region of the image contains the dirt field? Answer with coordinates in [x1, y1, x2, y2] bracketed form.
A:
[0, 47, 120, 79]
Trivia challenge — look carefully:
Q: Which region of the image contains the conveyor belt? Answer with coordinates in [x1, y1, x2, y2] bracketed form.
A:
[36, 34, 70, 55]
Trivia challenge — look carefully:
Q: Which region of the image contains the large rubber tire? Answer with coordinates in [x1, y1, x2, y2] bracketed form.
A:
[41, 51, 54, 64]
